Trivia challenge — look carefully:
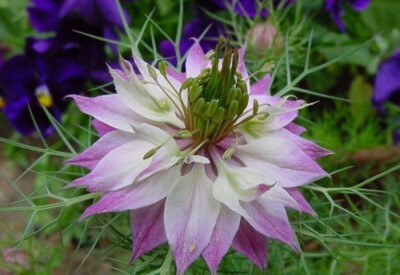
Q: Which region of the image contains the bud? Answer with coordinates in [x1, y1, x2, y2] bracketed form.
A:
[223, 146, 236, 160]
[158, 60, 167, 77]
[177, 130, 193, 138]
[147, 64, 157, 79]
[247, 21, 284, 58]
[181, 77, 194, 91]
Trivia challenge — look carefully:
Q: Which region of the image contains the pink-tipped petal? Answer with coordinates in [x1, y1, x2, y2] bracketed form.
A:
[165, 165, 220, 275]
[285, 122, 306, 136]
[250, 74, 271, 96]
[69, 94, 142, 132]
[66, 130, 134, 170]
[271, 129, 333, 160]
[79, 166, 181, 220]
[232, 219, 268, 270]
[285, 187, 317, 216]
[91, 119, 116, 136]
[241, 198, 299, 251]
[130, 200, 167, 261]
[236, 136, 328, 187]
[67, 140, 154, 192]
[202, 206, 241, 275]
[185, 40, 206, 78]
[167, 67, 186, 83]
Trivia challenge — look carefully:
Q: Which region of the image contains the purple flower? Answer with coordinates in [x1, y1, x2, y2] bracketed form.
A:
[372, 50, 400, 113]
[325, 0, 371, 32]
[159, 17, 221, 67]
[28, 0, 131, 44]
[0, 38, 86, 136]
[212, 0, 296, 18]
[66, 41, 331, 274]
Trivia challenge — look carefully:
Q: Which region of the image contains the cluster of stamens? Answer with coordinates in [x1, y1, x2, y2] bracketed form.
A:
[184, 39, 249, 146]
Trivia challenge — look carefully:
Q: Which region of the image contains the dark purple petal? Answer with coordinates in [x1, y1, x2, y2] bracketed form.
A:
[325, 0, 371, 32]
[348, 0, 371, 11]
[212, 0, 268, 18]
[232, 219, 268, 269]
[130, 200, 167, 261]
[372, 50, 400, 112]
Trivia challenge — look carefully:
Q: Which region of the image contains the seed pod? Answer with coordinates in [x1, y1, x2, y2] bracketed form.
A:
[212, 107, 226, 123]
[238, 81, 248, 94]
[223, 146, 236, 160]
[177, 130, 193, 138]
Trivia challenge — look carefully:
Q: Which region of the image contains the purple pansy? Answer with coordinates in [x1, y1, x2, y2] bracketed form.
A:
[0, 38, 86, 136]
[27, 0, 132, 46]
[325, 0, 371, 32]
[372, 50, 400, 113]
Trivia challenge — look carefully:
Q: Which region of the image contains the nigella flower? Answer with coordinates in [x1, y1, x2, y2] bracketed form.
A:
[67, 39, 331, 274]
[0, 38, 86, 136]
[325, 0, 371, 32]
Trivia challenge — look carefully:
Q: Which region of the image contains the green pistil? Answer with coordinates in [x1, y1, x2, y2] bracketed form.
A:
[183, 38, 250, 145]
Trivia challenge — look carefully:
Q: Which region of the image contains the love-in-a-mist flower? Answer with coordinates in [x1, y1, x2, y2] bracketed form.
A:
[67, 39, 331, 274]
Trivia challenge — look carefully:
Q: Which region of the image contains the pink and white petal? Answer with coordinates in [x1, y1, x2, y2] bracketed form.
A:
[241, 198, 299, 251]
[91, 119, 116, 136]
[202, 206, 241, 275]
[69, 94, 142, 132]
[232, 219, 269, 270]
[285, 122, 306, 136]
[167, 67, 186, 83]
[285, 187, 317, 216]
[250, 74, 271, 96]
[236, 136, 328, 187]
[269, 128, 333, 160]
[132, 55, 182, 95]
[79, 166, 181, 219]
[67, 140, 154, 192]
[130, 200, 167, 260]
[110, 65, 184, 128]
[212, 162, 274, 218]
[165, 165, 220, 275]
[185, 40, 206, 78]
[66, 130, 134, 170]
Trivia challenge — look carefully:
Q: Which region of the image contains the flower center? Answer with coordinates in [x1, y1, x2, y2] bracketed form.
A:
[35, 84, 53, 108]
[0, 96, 5, 109]
[184, 39, 249, 146]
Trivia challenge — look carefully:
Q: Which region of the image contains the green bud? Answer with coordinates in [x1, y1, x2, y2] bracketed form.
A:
[207, 99, 219, 117]
[212, 107, 226, 123]
[253, 99, 259, 115]
[143, 146, 160, 159]
[239, 81, 247, 94]
[223, 146, 236, 160]
[188, 83, 203, 103]
[193, 98, 206, 114]
[227, 100, 238, 119]
[158, 61, 167, 77]
[177, 129, 193, 138]
[180, 77, 194, 91]
[260, 61, 275, 73]
[147, 64, 157, 80]
[205, 50, 215, 60]
[238, 93, 249, 115]
[225, 87, 238, 106]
